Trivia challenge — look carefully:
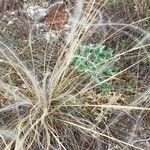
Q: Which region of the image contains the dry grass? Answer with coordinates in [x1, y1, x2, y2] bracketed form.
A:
[0, 0, 150, 149]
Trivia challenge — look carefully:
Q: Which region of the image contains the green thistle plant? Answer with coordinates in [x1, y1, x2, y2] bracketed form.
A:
[74, 44, 117, 94]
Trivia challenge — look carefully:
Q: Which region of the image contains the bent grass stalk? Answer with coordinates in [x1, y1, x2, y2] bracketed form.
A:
[0, 0, 149, 149]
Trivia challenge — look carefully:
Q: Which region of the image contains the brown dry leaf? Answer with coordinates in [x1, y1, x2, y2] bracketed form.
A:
[42, 3, 69, 32]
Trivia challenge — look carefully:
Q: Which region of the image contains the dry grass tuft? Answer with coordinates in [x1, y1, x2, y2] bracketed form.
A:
[0, 0, 150, 149]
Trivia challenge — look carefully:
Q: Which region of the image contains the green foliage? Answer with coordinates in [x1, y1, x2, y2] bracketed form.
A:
[74, 44, 117, 94]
